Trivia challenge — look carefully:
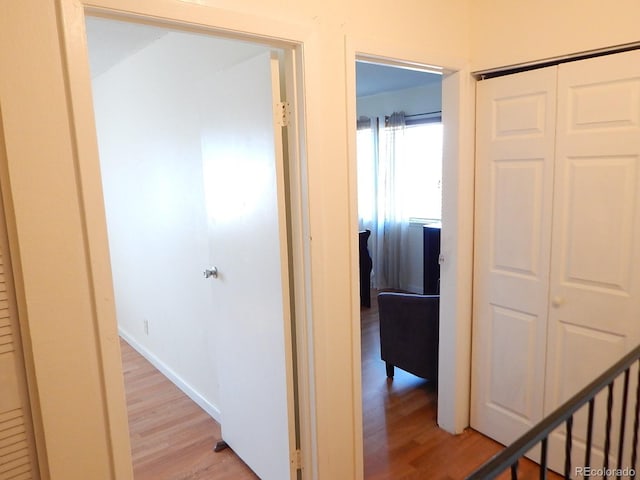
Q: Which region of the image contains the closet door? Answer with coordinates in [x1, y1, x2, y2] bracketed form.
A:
[544, 49, 640, 471]
[0, 192, 40, 479]
[470, 66, 558, 446]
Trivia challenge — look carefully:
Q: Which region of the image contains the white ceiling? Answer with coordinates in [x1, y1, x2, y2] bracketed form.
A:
[85, 16, 267, 79]
[356, 61, 441, 97]
[85, 17, 441, 97]
[85, 17, 168, 78]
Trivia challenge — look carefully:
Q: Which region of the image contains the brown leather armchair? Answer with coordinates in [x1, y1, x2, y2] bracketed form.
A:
[378, 292, 439, 382]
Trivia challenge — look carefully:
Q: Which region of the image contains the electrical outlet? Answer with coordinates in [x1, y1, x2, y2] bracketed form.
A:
[144, 319, 149, 335]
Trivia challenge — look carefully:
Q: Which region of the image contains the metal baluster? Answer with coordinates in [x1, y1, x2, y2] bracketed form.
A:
[511, 459, 519, 480]
[631, 360, 640, 480]
[617, 368, 631, 479]
[583, 398, 595, 478]
[604, 382, 615, 473]
[565, 415, 573, 479]
[540, 437, 548, 480]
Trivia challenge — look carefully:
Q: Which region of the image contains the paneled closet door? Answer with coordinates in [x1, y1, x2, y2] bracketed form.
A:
[470, 66, 558, 446]
[544, 49, 640, 474]
[0, 192, 40, 479]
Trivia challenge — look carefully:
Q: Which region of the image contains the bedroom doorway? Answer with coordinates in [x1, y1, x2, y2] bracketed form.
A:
[84, 15, 303, 480]
[354, 59, 445, 476]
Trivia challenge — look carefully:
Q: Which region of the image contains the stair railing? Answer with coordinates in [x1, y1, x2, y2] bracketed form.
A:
[467, 344, 640, 479]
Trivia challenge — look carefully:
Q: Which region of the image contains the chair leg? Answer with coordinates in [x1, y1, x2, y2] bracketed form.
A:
[385, 362, 394, 378]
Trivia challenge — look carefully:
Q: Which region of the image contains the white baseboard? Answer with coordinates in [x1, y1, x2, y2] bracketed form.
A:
[118, 327, 222, 423]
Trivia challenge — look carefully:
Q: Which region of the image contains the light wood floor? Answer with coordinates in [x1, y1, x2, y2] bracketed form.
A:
[120, 293, 559, 479]
[361, 291, 560, 480]
[120, 339, 257, 480]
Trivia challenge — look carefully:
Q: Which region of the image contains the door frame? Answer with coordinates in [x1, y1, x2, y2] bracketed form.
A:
[57, 0, 315, 478]
[345, 36, 476, 438]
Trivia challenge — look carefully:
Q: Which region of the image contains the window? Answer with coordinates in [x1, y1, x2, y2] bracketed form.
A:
[356, 121, 376, 226]
[357, 117, 442, 225]
[402, 122, 442, 221]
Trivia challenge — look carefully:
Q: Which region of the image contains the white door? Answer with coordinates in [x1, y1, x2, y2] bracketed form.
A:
[200, 51, 296, 480]
[471, 66, 558, 445]
[544, 49, 640, 472]
[472, 49, 640, 474]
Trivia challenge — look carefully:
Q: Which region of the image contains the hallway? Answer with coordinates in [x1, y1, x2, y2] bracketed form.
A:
[117, 292, 558, 479]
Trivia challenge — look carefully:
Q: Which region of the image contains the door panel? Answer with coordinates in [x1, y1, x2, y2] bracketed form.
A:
[545, 49, 640, 475]
[473, 50, 640, 476]
[563, 158, 635, 291]
[471, 67, 558, 444]
[201, 51, 295, 480]
[488, 306, 538, 420]
[492, 160, 545, 275]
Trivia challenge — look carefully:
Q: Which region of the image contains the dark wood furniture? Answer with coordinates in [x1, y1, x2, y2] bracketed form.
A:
[359, 230, 373, 307]
[423, 223, 441, 295]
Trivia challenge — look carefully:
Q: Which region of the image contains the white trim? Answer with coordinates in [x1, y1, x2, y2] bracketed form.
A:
[472, 41, 640, 78]
[438, 69, 476, 434]
[118, 328, 222, 422]
[281, 47, 317, 480]
[346, 34, 476, 444]
[345, 40, 365, 480]
[409, 218, 441, 227]
[58, 1, 315, 478]
[405, 283, 424, 295]
[81, 0, 312, 46]
[357, 54, 444, 75]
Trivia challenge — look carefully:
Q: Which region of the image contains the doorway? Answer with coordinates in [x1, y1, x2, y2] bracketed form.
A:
[355, 60, 443, 294]
[85, 16, 303, 480]
[354, 59, 444, 476]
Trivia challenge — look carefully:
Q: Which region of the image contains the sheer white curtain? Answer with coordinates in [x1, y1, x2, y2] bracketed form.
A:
[357, 116, 377, 230]
[357, 112, 410, 290]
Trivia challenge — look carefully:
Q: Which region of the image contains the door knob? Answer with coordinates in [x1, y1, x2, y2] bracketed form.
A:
[551, 296, 564, 307]
[203, 267, 218, 279]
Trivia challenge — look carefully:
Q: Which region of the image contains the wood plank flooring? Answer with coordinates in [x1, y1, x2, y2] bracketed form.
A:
[119, 292, 559, 479]
[361, 291, 561, 480]
[120, 339, 258, 480]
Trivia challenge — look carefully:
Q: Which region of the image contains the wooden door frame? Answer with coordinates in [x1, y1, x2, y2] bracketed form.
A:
[57, 1, 314, 478]
[345, 36, 476, 440]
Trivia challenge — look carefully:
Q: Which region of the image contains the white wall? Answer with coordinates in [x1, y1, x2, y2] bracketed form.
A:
[471, 0, 640, 71]
[0, 1, 473, 478]
[357, 83, 442, 293]
[6, 2, 640, 478]
[92, 29, 268, 419]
